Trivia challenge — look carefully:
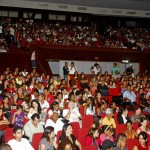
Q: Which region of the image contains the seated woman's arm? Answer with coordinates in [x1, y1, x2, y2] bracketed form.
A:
[39, 144, 46, 150]
[132, 145, 138, 150]
[0, 116, 10, 125]
[75, 139, 82, 150]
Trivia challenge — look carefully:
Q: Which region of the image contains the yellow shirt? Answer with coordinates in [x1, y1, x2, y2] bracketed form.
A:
[102, 116, 116, 128]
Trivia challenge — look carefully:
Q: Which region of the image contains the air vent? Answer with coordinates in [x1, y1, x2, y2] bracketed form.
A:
[112, 10, 122, 14]
[127, 11, 136, 14]
[38, 3, 48, 7]
[145, 12, 150, 15]
[78, 7, 87, 11]
[58, 5, 68, 9]
[97, 9, 108, 13]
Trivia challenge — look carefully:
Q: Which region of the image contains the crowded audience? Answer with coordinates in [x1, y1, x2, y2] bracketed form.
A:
[0, 63, 149, 149]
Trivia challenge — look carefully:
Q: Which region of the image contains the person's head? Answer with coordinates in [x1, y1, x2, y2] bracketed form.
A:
[102, 125, 111, 136]
[93, 115, 102, 128]
[16, 105, 23, 114]
[17, 87, 23, 95]
[138, 132, 148, 146]
[102, 139, 114, 150]
[127, 84, 131, 91]
[56, 92, 62, 100]
[65, 62, 68, 66]
[140, 117, 148, 128]
[105, 108, 113, 119]
[126, 120, 133, 131]
[31, 113, 40, 127]
[113, 63, 117, 68]
[51, 112, 59, 122]
[71, 62, 74, 67]
[0, 144, 12, 150]
[117, 133, 127, 146]
[68, 92, 76, 102]
[3, 96, 9, 104]
[43, 126, 55, 141]
[62, 124, 73, 136]
[96, 91, 101, 99]
[68, 101, 75, 110]
[33, 89, 39, 97]
[31, 99, 41, 114]
[110, 102, 117, 109]
[119, 107, 128, 117]
[38, 93, 44, 102]
[135, 107, 141, 115]
[57, 139, 74, 150]
[13, 126, 23, 141]
[88, 127, 99, 139]
[50, 101, 59, 111]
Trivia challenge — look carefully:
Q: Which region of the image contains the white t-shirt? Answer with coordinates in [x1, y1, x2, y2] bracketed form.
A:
[45, 118, 64, 134]
[8, 138, 34, 150]
[0, 26, 2, 34]
[69, 66, 77, 74]
[63, 108, 81, 123]
[40, 100, 49, 112]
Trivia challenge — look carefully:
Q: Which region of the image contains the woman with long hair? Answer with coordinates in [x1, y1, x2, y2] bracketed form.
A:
[137, 117, 150, 135]
[133, 132, 150, 150]
[85, 127, 101, 149]
[59, 124, 82, 150]
[57, 139, 74, 150]
[28, 99, 41, 119]
[39, 126, 57, 150]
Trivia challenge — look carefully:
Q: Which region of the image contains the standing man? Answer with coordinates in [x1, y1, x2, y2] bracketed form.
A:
[31, 51, 36, 69]
[69, 62, 77, 74]
[111, 63, 120, 75]
[63, 62, 69, 81]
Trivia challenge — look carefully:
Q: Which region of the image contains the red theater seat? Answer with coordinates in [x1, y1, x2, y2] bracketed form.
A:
[32, 133, 43, 150]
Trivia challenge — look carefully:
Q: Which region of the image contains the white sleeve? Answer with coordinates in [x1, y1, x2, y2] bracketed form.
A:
[62, 109, 69, 117]
[24, 139, 35, 150]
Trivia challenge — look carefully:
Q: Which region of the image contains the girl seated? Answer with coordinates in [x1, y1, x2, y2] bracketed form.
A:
[85, 127, 101, 149]
[59, 124, 82, 150]
[124, 120, 137, 139]
[39, 126, 57, 150]
[100, 125, 114, 144]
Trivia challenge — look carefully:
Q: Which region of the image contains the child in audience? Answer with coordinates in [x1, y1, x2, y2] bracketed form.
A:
[12, 105, 26, 127]
[85, 127, 101, 149]
[124, 120, 137, 139]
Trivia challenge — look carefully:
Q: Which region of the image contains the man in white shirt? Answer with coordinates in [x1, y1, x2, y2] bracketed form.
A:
[8, 126, 34, 150]
[63, 101, 81, 123]
[45, 112, 64, 135]
[123, 84, 136, 110]
[69, 62, 77, 74]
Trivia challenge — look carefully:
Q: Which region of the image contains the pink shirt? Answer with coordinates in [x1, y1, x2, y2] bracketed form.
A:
[100, 133, 114, 144]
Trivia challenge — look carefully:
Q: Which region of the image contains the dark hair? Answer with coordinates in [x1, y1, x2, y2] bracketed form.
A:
[0, 144, 12, 150]
[31, 99, 41, 114]
[87, 96, 95, 111]
[68, 92, 74, 101]
[57, 139, 74, 150]
[62, 123, 72, 135]
[75, 90, 82, 96]
[101, 125, 110, 133]
[56, 92, 62, 98]
[117, 133, 126, 141]
[138, 132, 148, 141]
[126, 120, 133, 125]
[117, 107, 127, 118]
[87, 127, 98, 139]
[43, 126, 54, 141]
[140, 117, 148, 123]
[33, 89, 39, 95]
[50, 101, 59, 110]
[16, 105, 23, 110]
[93, 115, 102, 128]
[13, 126, 23, 134]
[31, 113, 40, 120]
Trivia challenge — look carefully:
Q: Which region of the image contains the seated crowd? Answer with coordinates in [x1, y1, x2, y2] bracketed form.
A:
[0, 66, 150, 150]
[1, 18, 150, 51]
[103, 26, 150, 50]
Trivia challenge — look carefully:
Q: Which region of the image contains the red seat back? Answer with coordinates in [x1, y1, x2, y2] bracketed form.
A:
[4, 128, 14, 143]
[77, 128, 89, 147]
[82, 145, 96, 150]
[128, 111, 134, 117]
[116, 124, 127, 136]
[126, 139, 138, 150]
[109, 88, 120, 96]
[70, 122, 80, 130]
[32, 133, 43, 150]
[79, 105, 85, 116]
[56, 130, 62, 144]
[133, 122, 139, 131]
[82, 115, 93, 129]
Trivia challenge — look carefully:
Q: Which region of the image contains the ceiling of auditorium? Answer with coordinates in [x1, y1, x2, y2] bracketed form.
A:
[27, 0, 150, 11]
